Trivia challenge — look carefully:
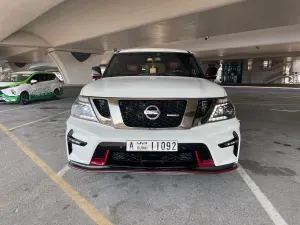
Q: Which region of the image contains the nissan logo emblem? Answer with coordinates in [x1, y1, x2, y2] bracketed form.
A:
[144, 105, 160, 120]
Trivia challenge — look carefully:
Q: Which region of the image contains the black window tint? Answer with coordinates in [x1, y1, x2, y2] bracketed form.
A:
[44, 74, 56, 81]
[50, 74, 56, 80]
[38, 74, 44, 82]
[39, 74, 47, 82]
[29, 74, 40, 82]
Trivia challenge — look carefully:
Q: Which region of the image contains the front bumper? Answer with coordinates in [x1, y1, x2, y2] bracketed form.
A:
[66, 116, 241, 172]
[0, 93, 19, 103]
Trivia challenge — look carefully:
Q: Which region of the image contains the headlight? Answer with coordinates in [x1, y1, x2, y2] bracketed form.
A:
[208, 98, 235, 122]
[71, 96, 98, 122]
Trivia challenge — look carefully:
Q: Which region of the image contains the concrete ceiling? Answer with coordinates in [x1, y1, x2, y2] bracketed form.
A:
[21, 0, 243, 47]
[195, 42, 300, 61]
[58, 0, 300, 51]
[0, 46, 36, 60]
[2, 0, 300, 63]
[0, 0, 65, 41]
[6, 48, 50, 63]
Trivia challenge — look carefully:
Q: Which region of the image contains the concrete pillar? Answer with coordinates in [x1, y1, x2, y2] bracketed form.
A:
[48, 50, 103, 84]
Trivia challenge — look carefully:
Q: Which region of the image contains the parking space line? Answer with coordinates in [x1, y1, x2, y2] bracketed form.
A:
[8, 110, 71, 131]
[270, 109, 300, 112]
[281, 96, 300, 99]
[0, 123, 114, 225]
[234, 102, 299, 106]
[237, 166, 288, 225]
[57, 165, 71, 177]
[224, 86, 300, 90]
[0, 98, 74, 113]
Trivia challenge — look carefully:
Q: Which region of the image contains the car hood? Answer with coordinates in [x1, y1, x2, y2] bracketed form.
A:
[81, 76, 226, 98]
[0, 82, 21, 88]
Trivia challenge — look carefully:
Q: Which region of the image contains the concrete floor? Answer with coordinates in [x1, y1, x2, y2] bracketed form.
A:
[0, 86, 299, 225]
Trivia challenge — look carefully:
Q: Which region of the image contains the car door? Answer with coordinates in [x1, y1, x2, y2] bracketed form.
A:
[42, 73, 56, 99]
[28, 74, 44, 99]
[38, 73, 53, 99]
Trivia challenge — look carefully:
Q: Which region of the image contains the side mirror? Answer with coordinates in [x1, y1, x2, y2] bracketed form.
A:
[30, 79, 38, 85]
[91, 66, 102, 80]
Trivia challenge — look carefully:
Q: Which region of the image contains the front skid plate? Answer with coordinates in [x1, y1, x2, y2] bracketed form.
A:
[68, 161, 237, 174]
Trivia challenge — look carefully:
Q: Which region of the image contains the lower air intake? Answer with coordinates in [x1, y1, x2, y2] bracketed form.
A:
[109, 151, 197, 167]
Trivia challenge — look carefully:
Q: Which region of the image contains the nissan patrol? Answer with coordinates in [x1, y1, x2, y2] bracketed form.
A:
[66, 48, 240, 173]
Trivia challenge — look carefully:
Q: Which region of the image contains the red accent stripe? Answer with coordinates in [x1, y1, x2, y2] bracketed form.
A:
[69, 164, 237, 174]
[90, 150, 110, 166]
[195, 151, 215, 168]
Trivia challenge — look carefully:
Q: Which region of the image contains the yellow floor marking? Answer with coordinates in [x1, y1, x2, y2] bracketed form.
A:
[0, 123, 113, 225]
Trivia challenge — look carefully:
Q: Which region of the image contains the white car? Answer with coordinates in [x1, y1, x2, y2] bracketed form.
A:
[0, 71, 63, 104]
[66, 48, 240, 173]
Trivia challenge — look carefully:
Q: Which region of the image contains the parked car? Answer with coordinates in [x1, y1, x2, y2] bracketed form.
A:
[66, 48, 240, 173]
[0, 71, 63, 104]
[52, 72, 64, 82]
[204, 66, 218, 80]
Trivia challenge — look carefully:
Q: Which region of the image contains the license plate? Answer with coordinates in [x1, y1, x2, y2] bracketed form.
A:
[126, 141, 178, 152]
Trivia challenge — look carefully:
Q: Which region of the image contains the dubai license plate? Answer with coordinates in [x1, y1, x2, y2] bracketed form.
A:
[126, 141, 178, 152]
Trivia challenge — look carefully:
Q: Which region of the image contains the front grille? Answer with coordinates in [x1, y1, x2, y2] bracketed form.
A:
[195, 99, 214, 118]
[119, 100, 187, 128]
[109, 151, 197, 167]
[93, 99, 110, 118]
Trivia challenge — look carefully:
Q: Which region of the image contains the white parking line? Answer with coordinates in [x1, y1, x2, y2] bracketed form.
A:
[234, 102, 299, 106]
[281, 96, 300, 99]
[270, 109, 300, 112]
[224, 86, 300, 90]
[57, 165, 71, 177]
[8, 110, 71, 131]
[0, 98, 73, 113]
[237, 166, 288, 225]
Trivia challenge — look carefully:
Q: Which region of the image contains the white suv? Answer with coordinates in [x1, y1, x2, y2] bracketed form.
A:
[66, 48, 240, 173]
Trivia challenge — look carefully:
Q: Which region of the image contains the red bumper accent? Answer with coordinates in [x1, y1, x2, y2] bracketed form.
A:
[77, 149, 236, 174]
[195, 151, 215, 168]
[90, 150, 110, 166]
[69, 162, 237, 174]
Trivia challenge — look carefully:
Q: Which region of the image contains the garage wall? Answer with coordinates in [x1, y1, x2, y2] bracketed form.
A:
[242, 59, 284, 84]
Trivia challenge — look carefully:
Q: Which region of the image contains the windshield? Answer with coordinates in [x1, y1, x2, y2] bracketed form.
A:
[0, 73, 30, 82]
[104, 52, 204, 78]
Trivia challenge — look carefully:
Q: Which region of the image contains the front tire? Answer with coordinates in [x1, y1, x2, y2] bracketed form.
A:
[53, 89, 60, 100]
[19, 92, 29, 105]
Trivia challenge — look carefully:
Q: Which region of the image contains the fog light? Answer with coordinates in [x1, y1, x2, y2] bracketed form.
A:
[67, 129, 87, 146]
[218, 132, 239, 148]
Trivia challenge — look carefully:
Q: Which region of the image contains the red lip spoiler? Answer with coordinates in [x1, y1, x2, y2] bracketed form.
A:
[69, 161, 238, 174]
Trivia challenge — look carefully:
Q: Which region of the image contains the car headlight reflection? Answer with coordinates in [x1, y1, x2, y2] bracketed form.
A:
[208, 98, 235, 122]
[71, 96, 98, 122]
